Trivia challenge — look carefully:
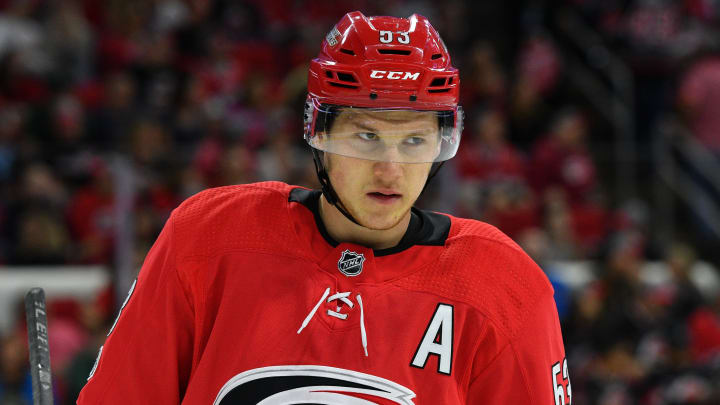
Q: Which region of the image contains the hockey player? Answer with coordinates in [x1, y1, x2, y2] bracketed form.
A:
[78, 11, 571, 404]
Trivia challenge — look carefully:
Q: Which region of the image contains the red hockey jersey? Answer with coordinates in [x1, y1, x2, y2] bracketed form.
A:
[77, 182, 570, 404]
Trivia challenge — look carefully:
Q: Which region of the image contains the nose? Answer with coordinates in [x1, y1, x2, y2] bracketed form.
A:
[372, 143, 406, 179]
[372, 159, 403, 183]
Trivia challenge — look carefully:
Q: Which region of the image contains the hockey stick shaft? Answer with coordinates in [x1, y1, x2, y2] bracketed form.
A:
[25, 288, 54, 405]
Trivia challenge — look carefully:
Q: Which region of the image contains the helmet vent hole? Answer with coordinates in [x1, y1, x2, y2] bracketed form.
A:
[325, 71, 334, 78]
[336, 72, 358, 83]
[378, 49, 411, 55]
[430, 77, 447, 87]
[431, 53, 443, 60]
[340, 48, 355, 56]
[448, 77, 454, 85]
[428, 88, 451, 93]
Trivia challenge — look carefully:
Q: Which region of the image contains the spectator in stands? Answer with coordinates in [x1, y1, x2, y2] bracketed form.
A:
[529, 107, 609, 254]
[64, 297, 113, 402]
[46, 92, 94, 186]
[463, 41, 507, 109]
[0, 104, 25, 183]
[66, 161, 115, 264]
[45, 0, 94, 84]
[12, 207, 70, 265]
[218, 141, 256, 186]
[529, 107, 598, 206]
[456, 107, 526, 183]
[87, 72, 138, 150]
[454, 107, 538, 237]
[510, 32, 562, 150]
[9, 163, 70, 264]
[172, 77, 211, 152]
[678, 53, 720, 154]
[543, 188, 580, 260]
[129, 119, 175, 173]
[664, 242, 720, 366]
[666, 243, 705, 327]
[0, 332, 32, 404]
[517, 227, 572, 320]
[687, 291, 720, 365]
[257, 129, 307, 185]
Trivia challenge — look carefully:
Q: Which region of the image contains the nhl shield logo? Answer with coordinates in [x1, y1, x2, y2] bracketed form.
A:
[338, 249, 365, 276]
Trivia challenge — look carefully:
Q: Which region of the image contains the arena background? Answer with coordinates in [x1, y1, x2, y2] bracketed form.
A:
[1, 0, 720, 403]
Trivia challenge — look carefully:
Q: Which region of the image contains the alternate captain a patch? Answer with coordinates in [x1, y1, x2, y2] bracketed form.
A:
[338, 249, 365, 276]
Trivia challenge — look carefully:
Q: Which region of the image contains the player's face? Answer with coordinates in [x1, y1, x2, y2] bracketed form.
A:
[324, 109, 437, 230]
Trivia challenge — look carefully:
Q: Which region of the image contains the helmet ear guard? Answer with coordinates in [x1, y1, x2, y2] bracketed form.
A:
[303, 98, 316, 141]
[310, 148, 335, 206]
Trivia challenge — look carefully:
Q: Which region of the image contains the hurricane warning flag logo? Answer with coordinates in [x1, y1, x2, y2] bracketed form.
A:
[338, 249, 365, 276]
[213, 365, 416, 404]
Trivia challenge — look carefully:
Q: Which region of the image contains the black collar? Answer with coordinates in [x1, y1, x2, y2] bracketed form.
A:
[289, 188, 449, 256]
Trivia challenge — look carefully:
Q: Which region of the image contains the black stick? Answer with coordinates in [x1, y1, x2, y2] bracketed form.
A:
[25, 288, 54, 405]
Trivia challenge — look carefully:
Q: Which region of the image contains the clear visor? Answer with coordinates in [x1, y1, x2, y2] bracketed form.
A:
[305, 103, 463, 164]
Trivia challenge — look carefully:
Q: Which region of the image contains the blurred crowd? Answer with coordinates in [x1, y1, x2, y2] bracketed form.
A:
[0, 0, 719, 404]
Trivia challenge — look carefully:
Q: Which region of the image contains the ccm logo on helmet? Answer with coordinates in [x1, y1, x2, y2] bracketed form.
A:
[370, 70, 420, 80]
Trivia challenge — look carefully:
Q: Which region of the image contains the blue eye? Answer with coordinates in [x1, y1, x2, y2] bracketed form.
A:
[357, 132, 378, 141]
[404, 136, 425, 145]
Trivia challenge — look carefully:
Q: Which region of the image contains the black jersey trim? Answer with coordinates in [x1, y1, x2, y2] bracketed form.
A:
[218, 375, 376, 403]
[289, 188, 339, 248]
[289, 188, 450, 256]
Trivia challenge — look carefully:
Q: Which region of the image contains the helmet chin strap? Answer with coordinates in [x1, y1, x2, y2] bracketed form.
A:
[311, 148, 363, 226]
[311, 148, 445, 230]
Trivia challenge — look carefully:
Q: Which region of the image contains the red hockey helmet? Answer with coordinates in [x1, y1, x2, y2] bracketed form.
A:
[304, 11, 463, 164]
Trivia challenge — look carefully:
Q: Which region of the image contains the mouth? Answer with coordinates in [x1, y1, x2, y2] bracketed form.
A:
[366, 191, 402, 205]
